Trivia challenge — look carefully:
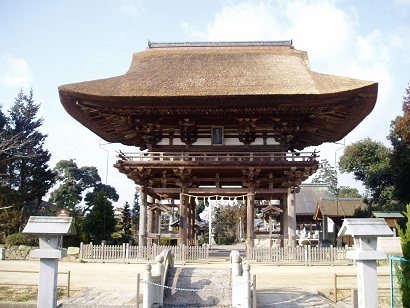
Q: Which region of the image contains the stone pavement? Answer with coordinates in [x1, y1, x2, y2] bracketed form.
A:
[0, 244, 381, 307]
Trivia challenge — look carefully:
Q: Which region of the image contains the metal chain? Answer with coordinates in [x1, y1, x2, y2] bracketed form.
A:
[140, 278, 252, 292]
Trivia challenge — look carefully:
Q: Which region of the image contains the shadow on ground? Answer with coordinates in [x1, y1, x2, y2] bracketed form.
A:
[257, 287, 336, 307]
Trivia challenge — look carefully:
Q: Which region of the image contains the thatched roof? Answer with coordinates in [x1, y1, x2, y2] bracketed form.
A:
[314, 198, 367, 220]
[60, 43, 376, 99]
[58, 41, 378, 149]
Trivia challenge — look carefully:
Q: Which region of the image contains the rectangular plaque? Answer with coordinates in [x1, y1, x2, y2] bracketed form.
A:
[212, 126, 224, 145]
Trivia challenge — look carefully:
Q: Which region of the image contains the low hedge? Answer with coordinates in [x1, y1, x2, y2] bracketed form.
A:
[5, 233, 38, 247]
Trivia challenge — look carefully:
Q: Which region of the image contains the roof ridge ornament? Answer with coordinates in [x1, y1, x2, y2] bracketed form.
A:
[147, 40, 293, 48]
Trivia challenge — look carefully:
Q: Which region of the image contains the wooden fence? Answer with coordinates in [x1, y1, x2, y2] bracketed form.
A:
[79, 243, 353, 266]
[80, 243, 209, 264]
[247, 245, 355, 266]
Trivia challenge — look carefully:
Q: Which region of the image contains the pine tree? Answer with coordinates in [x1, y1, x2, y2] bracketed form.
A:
[311, 159, 338, 195]
[388, 84, 410, 207]
[49, 159, 118, 215]
[83, 190, 116, 244]
[0, 90, 55, 231]
[49, 159, 100, 213]
[131, 192, 140, 230]
[118, 201, 132, 241]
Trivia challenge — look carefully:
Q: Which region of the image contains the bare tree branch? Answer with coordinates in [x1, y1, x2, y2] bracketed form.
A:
[0, 131, 39, 161]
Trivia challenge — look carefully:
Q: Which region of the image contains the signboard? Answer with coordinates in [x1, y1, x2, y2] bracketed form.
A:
[211, 126, 224, 145]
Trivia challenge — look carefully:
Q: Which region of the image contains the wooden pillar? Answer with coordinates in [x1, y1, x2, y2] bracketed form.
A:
[287, 188, 296, 248]
[322, 214, 328, 242]
[168, 203, 174, 232]
[156, 209, 161, 245]
[138, 186, 147, 246]
[186, 197, 191, 245]
[178, 189, 187, 246]
[281, 193, 288, 247]
[147, 196, 154, 246]
[147, 209, 153, 246]
[246, 188, 255, 248]
[154, 209, 159, 233]
[190, 196, 195, 245]
[192, 201, 196, 245]
[269, 214, 273, 248]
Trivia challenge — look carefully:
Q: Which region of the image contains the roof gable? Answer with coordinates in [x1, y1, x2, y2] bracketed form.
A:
[338, 218, 394, 237]
[296, 183, 331, 215]
[314, 198, 367, 219]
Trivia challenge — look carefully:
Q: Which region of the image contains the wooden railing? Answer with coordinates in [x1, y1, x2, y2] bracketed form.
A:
[117, 151, 319, 164]
[247, 245, 355, 266]
[80, 243, 354, 266]
[333, 273, 391, 303]
[80, 243, 209, 264]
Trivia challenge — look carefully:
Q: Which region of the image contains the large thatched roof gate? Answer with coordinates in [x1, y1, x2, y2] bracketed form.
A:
[59, 41, 377, 247]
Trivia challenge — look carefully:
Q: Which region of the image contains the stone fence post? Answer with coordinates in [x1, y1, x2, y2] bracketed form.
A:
[152, 255, 165, 305]
[143, 264, 153, 308]
[231, 250, 252, 308]
[0, 247, 5, 260]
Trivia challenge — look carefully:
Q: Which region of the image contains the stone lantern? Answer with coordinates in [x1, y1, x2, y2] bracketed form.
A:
[23, 216, 76, 308]
[338, 218, 393, 308]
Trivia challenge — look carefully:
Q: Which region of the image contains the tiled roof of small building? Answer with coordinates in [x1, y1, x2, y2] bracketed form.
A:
[314, 198, 367, 219]
[372, 211, 404, 218]
[296, 183, 331, 215]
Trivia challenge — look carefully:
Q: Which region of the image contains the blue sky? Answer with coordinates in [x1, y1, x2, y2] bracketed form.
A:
[1, 0, 410, 207]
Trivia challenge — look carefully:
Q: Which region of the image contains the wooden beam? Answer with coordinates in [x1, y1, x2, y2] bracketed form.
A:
[147, 187, 289, 195]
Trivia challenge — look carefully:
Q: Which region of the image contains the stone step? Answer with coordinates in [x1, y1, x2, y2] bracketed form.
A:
[164, 267, 232, 307]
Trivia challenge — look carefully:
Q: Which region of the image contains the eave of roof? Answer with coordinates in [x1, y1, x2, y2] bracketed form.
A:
[58, 42, 378, 148]
[372, 211, 404, 218]
[315, 199, 367, 218]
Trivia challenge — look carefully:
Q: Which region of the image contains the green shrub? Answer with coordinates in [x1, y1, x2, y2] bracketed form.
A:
[5, 233, 38, 247]
[62, 234, 82, 248]
[198, 233, 207, 246]
[398, 204, 410, 307]
[159, 238, 177, 246]
[0, 232, 5, 244]
[215, 235, 236, 245]
[301, 239, 310, 246]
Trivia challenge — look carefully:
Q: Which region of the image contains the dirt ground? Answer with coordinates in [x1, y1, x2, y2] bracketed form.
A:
[0, 255, 392, 307]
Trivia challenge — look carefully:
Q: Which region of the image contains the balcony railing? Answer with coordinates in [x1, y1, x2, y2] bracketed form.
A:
[117, 151, 319, 163]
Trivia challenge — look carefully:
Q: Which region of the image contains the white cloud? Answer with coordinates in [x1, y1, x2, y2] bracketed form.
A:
[200, 1, 395, 95]
[356, 30, 389, 64]
[0, 54, 33, 88]
[283, 1, 356, 65]
[192, 1, 359, 72]
[197, 0, 404, 190]
[181, 21, 208, 41]
[120, 0, 140, 16]
[395, 0, 410, 5]
[391, 26, 410, 65]
[205, 2, 281, 41]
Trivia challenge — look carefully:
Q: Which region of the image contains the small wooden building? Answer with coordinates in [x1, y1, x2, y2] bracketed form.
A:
[372, 211, 404, 236]
[314, 198, 367, 246]
[296, 183, 331, 225]
[59, 41, 377, 247]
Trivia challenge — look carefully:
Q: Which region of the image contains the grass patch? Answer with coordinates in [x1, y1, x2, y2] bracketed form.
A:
[0, 286, 68, 302]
